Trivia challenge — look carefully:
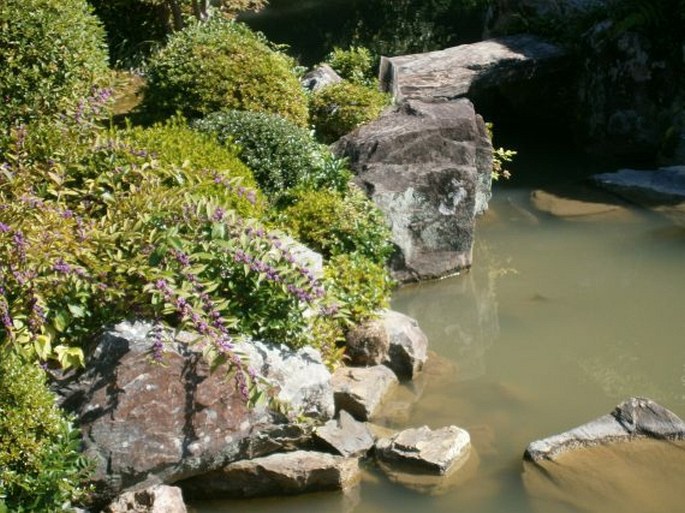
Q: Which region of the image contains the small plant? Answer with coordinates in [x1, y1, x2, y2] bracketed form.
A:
[144, 18, 309, 126]
[325, 46, 375, 85]
[0, 351, 92, 512]
[194, 110, 351, 196]
[275, 186, 394, 264]
[485, 122, 516, 181]
[309, 82, 390, 143]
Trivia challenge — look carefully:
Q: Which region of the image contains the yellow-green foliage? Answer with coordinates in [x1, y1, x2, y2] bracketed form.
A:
[276, 186, 394, 264]
[0, 351, 91, 512]
[144, 18, 309, 126]
[0, 0, 110, 140]
[325, 46, 374, 85]
[309, 81, 390, 143]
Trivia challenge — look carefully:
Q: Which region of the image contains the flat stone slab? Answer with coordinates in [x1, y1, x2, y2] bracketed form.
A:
[331, 365, 399, 421]
[375, 425, 471, 475]
[592, 166, 685, 206]
[180, 450, 361, 499]
[314, 410, 375, 458]
[380, 34, 566, 102]
[525, 397, 685, 462]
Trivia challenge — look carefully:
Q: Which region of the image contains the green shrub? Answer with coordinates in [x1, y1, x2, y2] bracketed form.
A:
[0, 0, 110, 140]
[309, 82, 390, 143]
[324, 252, 395, 325]
[276, 186, 394, 264]
[325, 46, 375, 85]
[194, 110, 351, 196]
[0, 351, 91, 512]
[144, 18, 309, 126]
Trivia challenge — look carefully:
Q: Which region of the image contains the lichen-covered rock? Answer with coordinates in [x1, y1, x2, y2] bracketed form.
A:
[57, 321, 334, 503]
[301, 64, 343, 92]
[180, 450, 361, 499]
[345, 310, 428, 380]
[524, 397, 685, 462]
[331, 365, 399, 421]
[103, 485, 187, 513]
[334, 98, 493, 282]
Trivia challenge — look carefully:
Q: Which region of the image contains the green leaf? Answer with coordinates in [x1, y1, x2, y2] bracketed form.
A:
[53, 310, 69, 332]
[33, 334, 52, 360]
[67, 303, 85, 318]
[54, 345, 85, 370]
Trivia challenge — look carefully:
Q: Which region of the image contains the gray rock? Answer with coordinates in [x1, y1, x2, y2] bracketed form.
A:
[379, 35, 566, 103]
[57, 321, 334, 503]
[525, 397, 685, 462]
[314, 410, 375, 458]
[103, 485, 187, 513]
[334, 99, 493, 282]
[301, 64, 343, 92]
[331, 365, 399, 421]
[375, 425, 472, 475]
[592, 166, 685, 206]
[346, 310, 428, 380]
[180, 450, 361, 499]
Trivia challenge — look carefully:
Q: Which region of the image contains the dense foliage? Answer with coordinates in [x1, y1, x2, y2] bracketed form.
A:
[144, 18, 309, 126]
[0, 351, 91, 512]
[325, 47, 375, 85]
[194, 110, 351, 197]
[309, 82, 390, 143]
[0, 0, 110, 143]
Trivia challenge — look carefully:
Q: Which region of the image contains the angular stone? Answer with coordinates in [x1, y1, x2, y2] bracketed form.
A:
[334, 99, 493, 282]
[301, 64, 343, 92]
[375, 425, 472, 475]
[331, 365, 398, 421]
[103, 485, 187, 513]
[345, 310, 428, 380]
[524, 397, 685, 463]
[314, 410, 375, 458]
[57, 321, 334, 503]
[379, 35, 566, 103]
[592, 166, 685, 206]
[180, 451, 361, 499]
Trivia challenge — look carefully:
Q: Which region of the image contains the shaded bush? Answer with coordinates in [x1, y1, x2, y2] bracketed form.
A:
[0, 351, 91, 512]
[0, 0, 110, 140]
[144, 19, 309, 126]
[276, 186, 393, 264]
[194, 110, 351, 196]
[309, 82, 390, 143]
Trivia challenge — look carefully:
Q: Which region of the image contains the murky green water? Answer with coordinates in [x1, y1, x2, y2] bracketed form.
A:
[191, 188, 685, 513]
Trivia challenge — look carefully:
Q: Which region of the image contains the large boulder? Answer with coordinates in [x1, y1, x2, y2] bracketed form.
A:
[57, 321, 334, 503]
[333, 98, 493, 282]
[524, 397, 685, 462]
[180, 450, 361, 499]
[345, 310, 428, 380]
[379, 34, 566, 103]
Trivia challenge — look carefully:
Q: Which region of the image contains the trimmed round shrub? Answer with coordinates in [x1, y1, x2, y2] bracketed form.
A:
[0, 351, 91, 512]
[194, 110, 351, 196]
[276, 186, 394, 264]
[0, 0, 110, 136]
[309, 81, 390, 143]
[144, 19, 309, 126]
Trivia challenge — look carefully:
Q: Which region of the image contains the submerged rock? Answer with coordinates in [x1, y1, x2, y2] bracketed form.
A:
[345, 310, 428, 380]
[334, 98, 493, 282]
[180, 450, 361, 499]
[524, 397, 685, 462]
[314, 410, 375, 458]
[103, 485, 187, 513]
[331, 365, 399, 421]
[57, 321, 334, 503]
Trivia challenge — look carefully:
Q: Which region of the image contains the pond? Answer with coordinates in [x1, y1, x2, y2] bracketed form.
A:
[189, 136, 685, 513]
